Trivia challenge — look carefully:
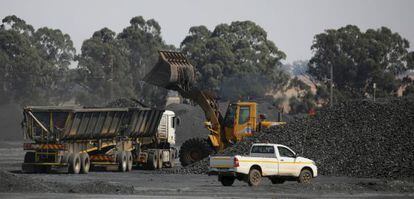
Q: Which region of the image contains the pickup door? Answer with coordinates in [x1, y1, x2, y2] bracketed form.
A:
[249, 145, 279, 176]
[276, 146, 297, 176]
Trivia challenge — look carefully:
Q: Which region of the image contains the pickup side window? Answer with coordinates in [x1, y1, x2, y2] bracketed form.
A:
[251, 146, 275, 154]
[238, 106, 250, 124]
[278, 146, 295, 158]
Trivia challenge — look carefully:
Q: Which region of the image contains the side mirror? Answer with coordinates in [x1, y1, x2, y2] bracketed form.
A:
[259, 114, 267, 120]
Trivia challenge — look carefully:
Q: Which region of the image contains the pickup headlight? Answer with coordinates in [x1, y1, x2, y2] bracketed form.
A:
[311, 161, 316, 165]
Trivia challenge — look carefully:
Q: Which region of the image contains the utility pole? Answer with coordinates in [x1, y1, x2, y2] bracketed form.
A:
[373, 83, 376, 101]
[330, 63, 334, 107]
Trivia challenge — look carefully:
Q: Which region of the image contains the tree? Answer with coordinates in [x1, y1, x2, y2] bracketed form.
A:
[76, 28, 133, 106]
[181, 21, 288, 100]
[309, 25, 412, 99]
[118, 16, 174, 107]
[0, 15, 75, 105]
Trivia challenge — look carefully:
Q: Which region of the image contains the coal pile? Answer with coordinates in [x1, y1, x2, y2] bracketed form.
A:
[176, 98, 414, 179]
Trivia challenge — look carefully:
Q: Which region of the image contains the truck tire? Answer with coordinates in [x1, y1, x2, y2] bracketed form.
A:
[298, 169, 312, 184]
[179, 138, 214, 166]
[146, 150, 157, 170]
[68, 153, 81, 174]
[80, 153, 90, 174]
[248, 169, 262, 186]
[270, 177, 285, 184]
[126, 151, 133, 172]
[220, 176, 235, 186]
[22, 152, 38, 173]
[117, 151, 127, 172]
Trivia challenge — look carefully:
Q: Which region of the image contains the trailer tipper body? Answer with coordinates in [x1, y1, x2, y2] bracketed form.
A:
[21, 106, 178, 174]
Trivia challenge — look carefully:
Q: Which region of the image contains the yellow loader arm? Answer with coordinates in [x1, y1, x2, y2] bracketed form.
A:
[143, 51, 224, 150]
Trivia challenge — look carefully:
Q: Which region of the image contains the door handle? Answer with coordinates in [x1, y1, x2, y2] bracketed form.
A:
[280, 159, 284, 162]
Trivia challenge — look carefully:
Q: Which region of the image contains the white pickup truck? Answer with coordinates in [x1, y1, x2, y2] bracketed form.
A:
[209, 143, 318, 186]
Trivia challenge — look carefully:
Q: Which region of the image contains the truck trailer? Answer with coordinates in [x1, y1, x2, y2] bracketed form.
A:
[21, 106, 178, 174]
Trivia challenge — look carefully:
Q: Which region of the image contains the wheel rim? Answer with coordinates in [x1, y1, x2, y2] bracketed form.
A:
[251, 171, 261, 184]
[75, 158, 80, 172]
[84, 157, 90, 172]
[189, 150, 201, 161]
[303, 172, 311, 183]
[122, 156, 127, 171]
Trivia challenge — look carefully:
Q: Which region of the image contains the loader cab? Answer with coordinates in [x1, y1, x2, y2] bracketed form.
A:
[223, 102, 257, 142]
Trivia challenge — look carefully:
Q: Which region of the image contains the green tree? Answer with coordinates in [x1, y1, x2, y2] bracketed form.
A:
[76, 27, 133, 106]
[118, 16, 174, 107]
[309, 25, 412, 99]
[0, 15, 75, 105]
[181, 21, 288, 99]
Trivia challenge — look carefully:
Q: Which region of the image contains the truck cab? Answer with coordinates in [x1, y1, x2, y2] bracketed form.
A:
[209, 143, 318, 186]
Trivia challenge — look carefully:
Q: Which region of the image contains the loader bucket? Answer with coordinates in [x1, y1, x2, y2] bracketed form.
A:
[144, 51, 195, 92]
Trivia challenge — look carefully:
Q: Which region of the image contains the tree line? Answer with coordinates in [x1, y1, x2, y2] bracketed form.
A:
[0, 15, 413, 112]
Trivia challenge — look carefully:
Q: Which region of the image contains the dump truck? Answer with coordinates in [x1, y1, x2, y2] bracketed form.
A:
[21, 106, 178, 173]
[144, 51, 285, 166]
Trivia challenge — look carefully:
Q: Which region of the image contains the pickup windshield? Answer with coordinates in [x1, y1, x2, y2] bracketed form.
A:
[251, 145, 274, 154]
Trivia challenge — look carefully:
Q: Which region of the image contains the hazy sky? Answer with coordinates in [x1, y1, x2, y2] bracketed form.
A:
[1, 0, 413, 62]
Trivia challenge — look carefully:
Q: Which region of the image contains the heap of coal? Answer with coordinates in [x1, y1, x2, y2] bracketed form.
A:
[175, 98, 414, 179]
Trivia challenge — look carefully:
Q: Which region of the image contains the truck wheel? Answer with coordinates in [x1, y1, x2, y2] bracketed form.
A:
[220, 176, 235, 186]
[146, 151, 157, 170]
[179, 138, 214, 166]
[68, 153, 81, 174]
[117, 151, 127, 172]
[270, 177, 285, 184]
[248, 169, 262, 186]
[298, 169, 312, 184]
[80, 153, 90, 174]
[22, 152, 37, 173]
[126, 151, 133, 172]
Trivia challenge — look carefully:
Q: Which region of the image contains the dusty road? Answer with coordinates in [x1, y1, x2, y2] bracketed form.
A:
[1, 141, 414, 198]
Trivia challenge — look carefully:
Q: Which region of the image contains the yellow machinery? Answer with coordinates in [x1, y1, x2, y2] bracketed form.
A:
[144, 51, 284, 166]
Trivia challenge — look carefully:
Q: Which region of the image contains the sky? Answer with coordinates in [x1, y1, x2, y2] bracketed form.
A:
[1, 0, 413, 62]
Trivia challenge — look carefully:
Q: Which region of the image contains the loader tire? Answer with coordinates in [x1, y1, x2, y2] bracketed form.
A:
[80, 153, 90, 174]
[179, 137, 214, 166]
[270, 177, 285, 184]
[220, 176, 235, 186]
[68, 153, 81, 174]
[126, 151, 133, 172]
[117, 151, 127, 172]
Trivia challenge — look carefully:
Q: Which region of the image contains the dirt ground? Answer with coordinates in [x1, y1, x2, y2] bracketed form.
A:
[1, 141, 414, 198]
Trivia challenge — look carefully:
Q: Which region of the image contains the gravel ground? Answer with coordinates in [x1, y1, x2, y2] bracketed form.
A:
[1, 141, 414, 198]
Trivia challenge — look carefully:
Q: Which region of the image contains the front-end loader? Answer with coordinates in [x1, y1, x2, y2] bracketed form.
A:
[144, 51, 284, 166]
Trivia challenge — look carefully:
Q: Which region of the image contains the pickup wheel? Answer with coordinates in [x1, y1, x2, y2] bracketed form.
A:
[270, 177, 285, 184]
[248, 169, 262, 186]
[220, 176, 235, 186]
[298, 169, 312, 184]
